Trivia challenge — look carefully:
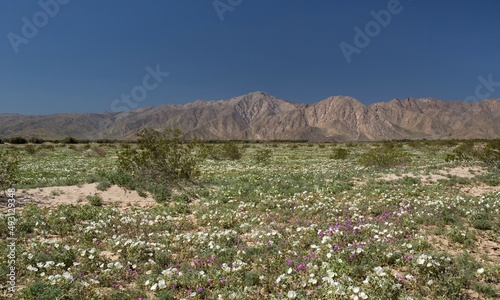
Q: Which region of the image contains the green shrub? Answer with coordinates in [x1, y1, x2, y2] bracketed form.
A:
[86, 194, 103, 206]
[62, 136, 79, 144]
[445, 140, 499, 169]
[479, 139, 500, 169]
[0, 149, 20, 193]
[28, 137, 45, 144]
[41, 144, 55, 151]
[118, 129, 199, 199]
[91, 146, 107, 157]
[330, 147, 350, 160]
[445, 141, 478, 162]
[5, 136, 27, 144]
[24, 144, 38, 154]
[252, 148, 272, 164]
[96, 180, 112, 191]
[221, 142, 243, 160]
[20, 281, 62, 300]
[358, 145, 410, 168]
[196, 144, 221, 160]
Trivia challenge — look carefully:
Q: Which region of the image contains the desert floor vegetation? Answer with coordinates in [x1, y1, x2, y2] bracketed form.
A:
[0, 139, 499, 299]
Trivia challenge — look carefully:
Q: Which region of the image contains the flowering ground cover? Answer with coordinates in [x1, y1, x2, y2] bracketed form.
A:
[1, 142, 499, 299]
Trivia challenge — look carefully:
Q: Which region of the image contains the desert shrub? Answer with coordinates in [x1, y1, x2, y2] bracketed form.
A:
[24, 144, 38, 154]
[252, 148, 272, 164]
[42, 144, 55, 151]
[445, 141, 477, 162]
[359, 144, 410, 168]
[28, 137, 45, 144]
[330, 147, 350, 160]
[5, 136, 27, 144]
[479, 139, 500, 169]
[196, 144, 221, 160]
[0, 149, 20, 193]
[20, 281, 62, 300]
[221, 142, 243, 160]
[91, 146, 107, 157]
[62, 136, 79, 144]
[445, 140, 499, 169]
[86, 194, 103, 206]
[96, 180, 112, 191]
[118, 129, 199, 198]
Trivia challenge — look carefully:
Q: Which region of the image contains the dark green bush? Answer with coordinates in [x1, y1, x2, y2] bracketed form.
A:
[445, 141, 477, 162]
[0, 149, 20, 192]
[359, 144, 410, 168]
[28, 137, 45, 144]
[196, 144, 221, 160]
[86, 194, 103, 206]
[445, 140, 499, 169]
[20, 281, 63, 300]
[24, 144, 38, 154]
[118, 129, 199, 198]
[62, 136, 79, 144]
[330, 148, 350, 160]
[5, 136, 27, 144]
[480, 139, 500, 169]
[252, 148, 272, 164]
[221, 142, 243, 160]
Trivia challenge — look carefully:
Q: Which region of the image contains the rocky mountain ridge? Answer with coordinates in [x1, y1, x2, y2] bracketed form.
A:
[1, 91, 499, 141]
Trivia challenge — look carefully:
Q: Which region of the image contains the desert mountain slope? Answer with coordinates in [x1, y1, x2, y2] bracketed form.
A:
[1, 92, 499, 141]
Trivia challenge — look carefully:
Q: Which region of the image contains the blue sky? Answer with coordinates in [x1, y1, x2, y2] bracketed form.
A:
[1, 0, 500, 115]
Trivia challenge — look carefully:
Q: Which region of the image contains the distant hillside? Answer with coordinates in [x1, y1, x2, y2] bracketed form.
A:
[1, 91, 499, 141]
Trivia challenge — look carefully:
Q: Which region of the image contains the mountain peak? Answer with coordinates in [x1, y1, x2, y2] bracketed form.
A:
[0, 93, 499, 141]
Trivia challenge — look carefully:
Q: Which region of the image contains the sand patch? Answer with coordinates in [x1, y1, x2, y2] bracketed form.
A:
[1, 183, 157, 212]
[460, 184, 500, 197]
[382, 166, 486, 183]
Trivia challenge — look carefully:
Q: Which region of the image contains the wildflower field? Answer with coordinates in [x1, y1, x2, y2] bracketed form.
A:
[1, 141, 499, 299]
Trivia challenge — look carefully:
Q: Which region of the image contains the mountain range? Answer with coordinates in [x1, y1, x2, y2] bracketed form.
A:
[1, 91, 499, 141]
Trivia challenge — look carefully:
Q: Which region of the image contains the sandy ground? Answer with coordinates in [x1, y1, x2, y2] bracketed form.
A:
[1, 183, 157, 212]
[382, 166, 500, 196]
[382, 166, 486, 182]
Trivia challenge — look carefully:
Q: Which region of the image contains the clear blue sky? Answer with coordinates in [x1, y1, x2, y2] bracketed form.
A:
[1, 0, 500, 115]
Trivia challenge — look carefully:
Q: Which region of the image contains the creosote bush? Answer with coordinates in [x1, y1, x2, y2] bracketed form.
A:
[330, 147, 350, 160]
[221, 142, 243, 160]
[118, 129, 199, 199]
[5, 136, 27, 144]
[62, 136, 79, 144]
[359, 143, 410, 168]
[86, 194, 103, 207]
[252, 148, 272, 164]
[0, 149, 20, 193]
[480, 139, 500, 169]
[446, 140, 500, 169]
